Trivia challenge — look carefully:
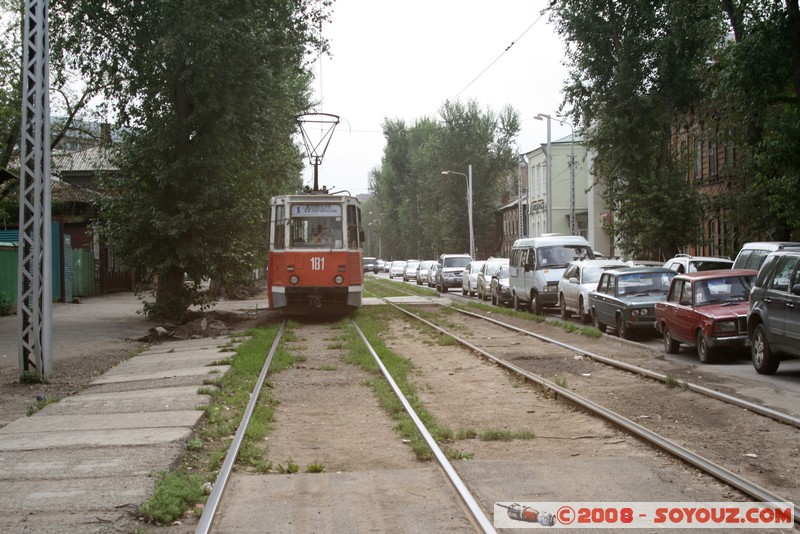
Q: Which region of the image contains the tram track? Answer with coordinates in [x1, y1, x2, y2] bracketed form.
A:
[189, 289, 797, 531]
[195, 318, 496, 533]
[369, 275, 799, 426]
[385, 298, 800, 525]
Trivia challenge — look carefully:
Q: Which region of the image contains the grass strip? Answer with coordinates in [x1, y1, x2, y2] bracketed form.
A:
[347, 306, 472, 461]
[139, 323, 292, 525]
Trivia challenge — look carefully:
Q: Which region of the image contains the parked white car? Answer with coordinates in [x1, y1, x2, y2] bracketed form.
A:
[477, 257, 509, 300]
[416, 260, 436, 285]
[461, 261, 485, 296]
[558, 259, 627, 323]
[388, 260, 407, 279]
[403, 260, 421, 282]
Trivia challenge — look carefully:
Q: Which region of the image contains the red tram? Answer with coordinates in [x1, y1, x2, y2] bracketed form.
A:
[267, 190, 364, 314]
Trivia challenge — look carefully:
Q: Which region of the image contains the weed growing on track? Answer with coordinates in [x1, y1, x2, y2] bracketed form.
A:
[454, 301, 604, 338]
[306, 462, 326, 473]
[479, 429, 536, 441]
[347, 307, 472, 461]
[139, 322, 292, 525]
[365, 278, 431, 298]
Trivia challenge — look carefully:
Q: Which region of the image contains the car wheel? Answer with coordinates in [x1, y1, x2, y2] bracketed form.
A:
[592, 309, 606, 333]
[751, 323, 780, 374]
[696, 330, 716, 364]
[663, 327, 679, 354]
[578, 298, 590, 324]
[616, 314, 631, 340]
[559, 295, 571, 319]
[531, 292, 543, 315]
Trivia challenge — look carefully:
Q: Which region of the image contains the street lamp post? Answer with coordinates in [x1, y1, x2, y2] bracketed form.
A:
[534, 113, 552, 234]
[518, 154, 527, 239]
[441, 166, 475, 258]
[557, 118, 577, 236]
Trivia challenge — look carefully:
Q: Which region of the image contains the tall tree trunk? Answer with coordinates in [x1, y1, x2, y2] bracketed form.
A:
[155, 265, 188, 321]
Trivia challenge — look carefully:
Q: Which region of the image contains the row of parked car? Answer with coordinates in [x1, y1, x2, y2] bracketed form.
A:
[373, 238, 800, 375]
[555, 241, 800, 375]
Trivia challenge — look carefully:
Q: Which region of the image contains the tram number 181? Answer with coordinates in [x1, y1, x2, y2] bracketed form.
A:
[311, 257, 325, 270]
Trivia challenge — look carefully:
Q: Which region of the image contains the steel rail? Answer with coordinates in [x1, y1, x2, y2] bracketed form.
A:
[195, 319, 287, 534]
[374, 278, 800, 426]
[350, 319, 497, 534]
[450, 306, 800, 429]
[387, 302, 800, 526]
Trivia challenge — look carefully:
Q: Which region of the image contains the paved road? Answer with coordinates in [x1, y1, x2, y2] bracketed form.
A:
[0, 292, 150, 372]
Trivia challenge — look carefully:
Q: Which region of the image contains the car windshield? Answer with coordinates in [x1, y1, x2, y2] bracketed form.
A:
[689, 260, 733, 272]
[497, 265, 509, 278]
[694, 275, 754, 306]
[617, 272, 673, 296]
[444, 256, 471, 269]
[538, 246, 592, 269]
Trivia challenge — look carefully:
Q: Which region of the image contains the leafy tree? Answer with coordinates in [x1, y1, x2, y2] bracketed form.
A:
[372, 100, 519, 261]
[550, 0, 721, 259]
[551, 0, 800, 256]
[56, 0, 331, 319]
[709, 0, 800, 241]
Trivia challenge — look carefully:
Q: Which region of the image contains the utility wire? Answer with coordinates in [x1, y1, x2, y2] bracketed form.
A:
[453, 6, 552, 99]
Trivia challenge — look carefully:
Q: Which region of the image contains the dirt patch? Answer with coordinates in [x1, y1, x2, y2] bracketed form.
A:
[0, 303, 274, 429]
[419, 306, 800, 501]
[258, 321, 418, 472]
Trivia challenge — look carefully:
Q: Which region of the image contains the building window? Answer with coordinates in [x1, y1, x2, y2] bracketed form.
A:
[681, 141, 688, 181]
[708, 143, 717, 177]
[694, 138, 703, 180]
[725, 143, 735, 166]
[709, 217, 718, 256]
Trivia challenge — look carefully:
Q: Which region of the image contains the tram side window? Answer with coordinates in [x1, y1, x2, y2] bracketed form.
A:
[347, 205, 360, 249]
[273, 206, 285, 250]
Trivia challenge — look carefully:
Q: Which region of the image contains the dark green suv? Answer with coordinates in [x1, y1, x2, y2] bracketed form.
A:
[747, 250, 800, 374]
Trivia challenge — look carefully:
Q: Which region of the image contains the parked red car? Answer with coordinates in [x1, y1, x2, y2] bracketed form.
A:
[655, 269, 757, 363]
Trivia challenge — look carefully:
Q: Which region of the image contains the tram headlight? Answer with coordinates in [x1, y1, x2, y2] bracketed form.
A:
[334, 275, 344, 285]
[289, 275, 300, 285]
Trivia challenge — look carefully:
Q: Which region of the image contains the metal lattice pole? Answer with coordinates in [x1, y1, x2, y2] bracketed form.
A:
[17, 0, 52, 380]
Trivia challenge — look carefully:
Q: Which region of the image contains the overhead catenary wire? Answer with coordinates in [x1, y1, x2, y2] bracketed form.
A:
[453, 8, 550, 100]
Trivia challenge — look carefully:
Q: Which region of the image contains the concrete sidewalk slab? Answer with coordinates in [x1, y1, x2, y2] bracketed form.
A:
[0, 444, 185, 480]
[0, 476, 154, 512]
[0, 333, 247, 531]
[104, 349, 233, 372]
[0, 427, 194, 450]
[0, 411, 202, 434]
[40, 386, 211, 415]
[90, 364, 229, 385]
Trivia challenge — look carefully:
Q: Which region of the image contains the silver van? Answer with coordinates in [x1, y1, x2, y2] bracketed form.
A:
[509, 235, 594, 313]
[732, 241, 800, 270]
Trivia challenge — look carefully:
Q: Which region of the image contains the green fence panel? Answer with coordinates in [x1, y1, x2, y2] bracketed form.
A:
[71, 248, 96, 297]
[0, 244, 17, 307]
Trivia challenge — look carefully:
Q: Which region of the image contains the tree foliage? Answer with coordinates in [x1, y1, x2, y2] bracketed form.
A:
[49, 0, 331, 320]
[551, 0, 800, 257]
[551, 0, 720, 259]
[370, 100, 520, 261]
[709, 0, 800, 241]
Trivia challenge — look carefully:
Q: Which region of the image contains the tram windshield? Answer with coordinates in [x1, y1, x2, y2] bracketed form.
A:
[283, 203, 345, 249]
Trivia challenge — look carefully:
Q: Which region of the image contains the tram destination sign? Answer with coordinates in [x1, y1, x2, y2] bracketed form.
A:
[291, 204, 342, 217]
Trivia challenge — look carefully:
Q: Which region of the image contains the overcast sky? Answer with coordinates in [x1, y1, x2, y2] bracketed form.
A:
[299, 0, 575, 196]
